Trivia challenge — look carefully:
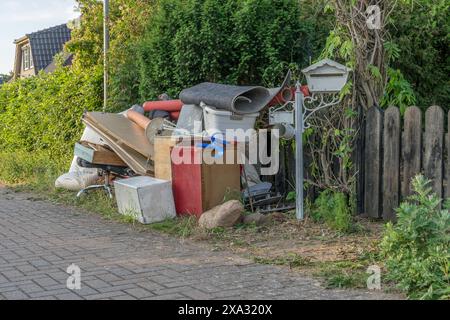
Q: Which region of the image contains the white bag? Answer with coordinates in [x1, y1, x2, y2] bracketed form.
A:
[55, 172, 99, 191]
[55, 127, 103, 191]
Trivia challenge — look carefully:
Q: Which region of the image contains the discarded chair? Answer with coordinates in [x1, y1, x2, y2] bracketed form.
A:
[76, 158, 133, 199]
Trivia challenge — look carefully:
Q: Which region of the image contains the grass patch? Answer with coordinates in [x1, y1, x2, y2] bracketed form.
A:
[0, 151, 68, 186]
[254, 253, 312, 269]
[147, 216, 198, 238]
[310, 190, 353, 233]
[315, 260, 369, 289]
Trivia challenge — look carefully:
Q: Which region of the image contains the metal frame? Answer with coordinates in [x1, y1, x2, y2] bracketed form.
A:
[269, 101, 295, 126]
[77, 170, 113, 199]
[294, 83, 341, 220]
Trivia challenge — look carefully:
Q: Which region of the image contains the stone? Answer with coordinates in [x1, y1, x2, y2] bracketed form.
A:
[242, 213, 271, 226]
[199, 200, 243, 229]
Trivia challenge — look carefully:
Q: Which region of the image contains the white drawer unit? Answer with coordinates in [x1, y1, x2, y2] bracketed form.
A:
[114, 176, 176, 224]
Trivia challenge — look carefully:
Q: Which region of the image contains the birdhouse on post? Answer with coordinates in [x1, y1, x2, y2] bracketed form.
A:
[302, 59, 350, 93]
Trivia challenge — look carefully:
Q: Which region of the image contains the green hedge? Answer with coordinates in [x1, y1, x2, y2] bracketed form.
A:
[137, 0, 309, 101]
[0, 66, 103, 181]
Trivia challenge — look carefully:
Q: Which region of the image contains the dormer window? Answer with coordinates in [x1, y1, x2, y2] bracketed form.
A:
[22, 45, 33, 70]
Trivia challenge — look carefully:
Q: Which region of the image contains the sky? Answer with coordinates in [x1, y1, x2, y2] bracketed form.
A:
[0, 0, 80, 74]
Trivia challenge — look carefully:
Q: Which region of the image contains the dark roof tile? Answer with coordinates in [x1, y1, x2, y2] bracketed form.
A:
[27, 24, 71, 71]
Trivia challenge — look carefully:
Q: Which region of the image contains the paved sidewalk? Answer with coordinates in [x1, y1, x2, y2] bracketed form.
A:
[0, 188, 398, 300]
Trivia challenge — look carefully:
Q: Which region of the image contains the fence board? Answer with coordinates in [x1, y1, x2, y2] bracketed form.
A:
[364, 107, 383, 218]
[444, 111, 450, 199]
[424, 106, 444, 198]
[382, 107, 400, 221]
[354, 105, 366, 214]
[402, 106, 422, 198]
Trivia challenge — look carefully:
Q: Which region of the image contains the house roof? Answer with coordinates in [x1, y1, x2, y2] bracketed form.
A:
[22, 24, 72, 72]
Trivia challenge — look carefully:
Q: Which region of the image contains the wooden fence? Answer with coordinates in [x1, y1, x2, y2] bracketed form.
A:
[363, 105, 448, 221]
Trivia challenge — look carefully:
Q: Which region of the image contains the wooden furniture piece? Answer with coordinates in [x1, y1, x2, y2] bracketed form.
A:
[154, 136, 179, 181]
[75, 142, 127, 167]
[171, 146, 241, 217]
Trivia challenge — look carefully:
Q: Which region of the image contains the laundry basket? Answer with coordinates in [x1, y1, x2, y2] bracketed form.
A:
[203, 106, 259, 141]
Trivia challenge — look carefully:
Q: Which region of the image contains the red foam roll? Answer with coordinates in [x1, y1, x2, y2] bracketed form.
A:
[170, 112, 180, 120]
[143, 100, 183, 112]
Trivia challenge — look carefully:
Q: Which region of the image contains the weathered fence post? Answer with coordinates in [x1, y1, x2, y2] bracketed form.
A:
[356, 105, 366, 215]
[364, 106, 383, 218]
[402, 106, 422, 198]
[382, 106, 400, 221]
[424, 106, 444, 199]
[447, 110, 450, 199]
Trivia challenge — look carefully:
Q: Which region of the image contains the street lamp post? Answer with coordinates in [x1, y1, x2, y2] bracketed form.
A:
[103, 0, 110, 113]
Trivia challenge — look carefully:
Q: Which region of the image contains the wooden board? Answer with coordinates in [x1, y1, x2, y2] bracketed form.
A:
[382, 106, 400, 221]
[424, 106, 444, 198]
[364, 106, 383, 218]
[402, 106, 422, 198]
[154, 136, 179, 180]
[82, 118, 154, 176]
[202, 157, 241, 211]
[84, 112, 154, 159]
[447, 110, 450, 199]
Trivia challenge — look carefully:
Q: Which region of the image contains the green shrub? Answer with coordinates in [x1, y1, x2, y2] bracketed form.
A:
[137, 0, 309, 100]
[380, 175, 450, 300]
[389, 0, 450, 108]
[0, 65, 103, 184]
[68, 0, 332, 109]
[311, 190, 352, 233]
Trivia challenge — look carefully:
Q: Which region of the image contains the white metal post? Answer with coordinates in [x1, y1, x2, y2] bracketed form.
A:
[295, 83, 304, 220]
[103, 0, 110, 113]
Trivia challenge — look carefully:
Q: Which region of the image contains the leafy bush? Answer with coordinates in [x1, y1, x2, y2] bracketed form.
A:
[0, 65, 103, 183]
[137, 0, 309, 100]
[310, 190, 352, 233]
[389, 0, 450, 108]
[381, 175, 450, 300]
[380, 68, 416, 114]
[68, 0, 315, 109]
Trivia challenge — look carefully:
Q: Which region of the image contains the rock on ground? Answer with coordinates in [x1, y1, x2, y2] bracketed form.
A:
[198, 200, 243, 229]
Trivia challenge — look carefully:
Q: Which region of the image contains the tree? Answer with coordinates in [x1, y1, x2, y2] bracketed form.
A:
[0, 73, 12, 85]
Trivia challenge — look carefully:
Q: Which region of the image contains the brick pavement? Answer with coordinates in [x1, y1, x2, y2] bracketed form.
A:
[0, 187, 400, 300]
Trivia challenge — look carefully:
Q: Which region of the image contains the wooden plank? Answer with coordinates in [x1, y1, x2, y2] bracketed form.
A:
[382, 106, 401, 221]
[401, 106, 422, 198]
[447, 110, 450, 199]
[364, 106, 383, 218]
[424, 106, 444, 198]
[84, 112, 154, 159]
[84, 142, 127, 167]
[83, 118, 154, 176]
[355, 104, 365, 214]
[154, 136, 178, 181]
